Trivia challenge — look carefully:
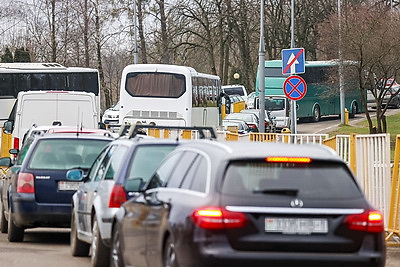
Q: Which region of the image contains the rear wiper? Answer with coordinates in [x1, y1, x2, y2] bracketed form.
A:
[253, 189, 299, 196]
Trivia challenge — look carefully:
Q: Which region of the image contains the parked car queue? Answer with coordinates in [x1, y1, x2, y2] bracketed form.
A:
[0, 124, 386, 267]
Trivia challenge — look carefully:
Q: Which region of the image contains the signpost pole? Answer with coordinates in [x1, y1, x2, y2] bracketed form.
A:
[290, 0, 296, 134]
[258, 0, 266, 133]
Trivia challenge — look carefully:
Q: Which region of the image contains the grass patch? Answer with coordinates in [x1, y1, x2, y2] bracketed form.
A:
[327, 112, 400, 160]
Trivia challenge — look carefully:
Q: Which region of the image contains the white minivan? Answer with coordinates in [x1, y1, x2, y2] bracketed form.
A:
[222, 85, 248, 103]
[3, 91, 100, 150]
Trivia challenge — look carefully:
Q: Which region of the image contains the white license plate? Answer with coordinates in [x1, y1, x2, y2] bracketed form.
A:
[58, 181, 82, 191]
[265, 217, 328, 235]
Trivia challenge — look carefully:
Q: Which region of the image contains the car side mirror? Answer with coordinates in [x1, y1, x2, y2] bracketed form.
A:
[3, 120, 14, 134]
[0, 157, 12, 167]
[66, 169, 85, 182]
[98, 122, 106, 129]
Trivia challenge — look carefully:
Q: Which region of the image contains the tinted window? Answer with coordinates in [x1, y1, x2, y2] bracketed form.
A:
[125, 145, 177, 191]
[28, 139, 109, 170]
[166, 151, 197, 188]
[126, 72, 186, 98]
[148, 152, 183, 190]
[181, 155, 207, 193]
[221, 160, 362, 199]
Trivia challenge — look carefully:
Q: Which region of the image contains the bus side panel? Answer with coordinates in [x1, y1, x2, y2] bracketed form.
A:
[191, 107, 219, 127]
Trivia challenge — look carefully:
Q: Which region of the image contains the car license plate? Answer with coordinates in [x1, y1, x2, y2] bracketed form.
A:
[265, 217, 328, 235]
[58, 181, 82, 191]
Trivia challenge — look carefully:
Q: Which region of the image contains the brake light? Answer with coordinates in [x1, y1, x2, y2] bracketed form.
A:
[192, 207, 248, 229]
[13, 137, 19, 150]
[109, 184, 127, 208]
[17, 173, 35, 193]
[266, 157, 312, 163]
[345, 210, 384, 233]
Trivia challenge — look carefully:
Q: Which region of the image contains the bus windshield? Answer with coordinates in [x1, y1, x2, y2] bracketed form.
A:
[125, 72, 186, 98]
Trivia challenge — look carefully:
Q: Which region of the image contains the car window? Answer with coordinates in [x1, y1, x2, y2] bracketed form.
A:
[166, 151, 197, 188]
[92, 145, 116, 182]
[147, 152, 183, 190]
[125, 145, 177, 191]
[86, 147, 110, 181]
[16, 137, 35, 165]
[104, 145, 128, 180]
[221, 160, 363, 199]
[180, 155, 207, 193]
[28, 139, 109, 170]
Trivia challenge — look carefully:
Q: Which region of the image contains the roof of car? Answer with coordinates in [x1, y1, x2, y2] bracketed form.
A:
[37, 132, 114, 141]
[174, 140, 341, 162]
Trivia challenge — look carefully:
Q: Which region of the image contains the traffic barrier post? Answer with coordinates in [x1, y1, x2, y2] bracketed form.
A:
[386, 134, 400, 246]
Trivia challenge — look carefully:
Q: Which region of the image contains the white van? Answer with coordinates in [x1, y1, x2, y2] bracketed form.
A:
[222, 85, 248, 102]
[4, 91, 100, 149]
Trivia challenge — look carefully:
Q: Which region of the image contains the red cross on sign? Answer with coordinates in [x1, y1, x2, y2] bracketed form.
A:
[283, 75, 307, 101]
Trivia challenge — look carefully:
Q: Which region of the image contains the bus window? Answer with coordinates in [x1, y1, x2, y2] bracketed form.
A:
[30, 74, 47, 90]
[125, 72, 185, 98]
[15, 74, 31, 95]
[68, 73, 84, 91]
[83, 73, 100, 95]
[0, 74, 14, 97]
[49, 74, 67, 89]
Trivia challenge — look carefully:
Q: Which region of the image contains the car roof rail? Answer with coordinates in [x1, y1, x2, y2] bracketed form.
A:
[117, 124, 131, 137]
[128, 125, 217, 140]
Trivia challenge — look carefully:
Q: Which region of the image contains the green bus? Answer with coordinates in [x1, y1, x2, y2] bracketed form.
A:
[256, 60, 363, 125]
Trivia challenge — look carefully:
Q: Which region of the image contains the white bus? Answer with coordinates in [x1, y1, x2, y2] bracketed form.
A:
[0, 62, 100, 126]
[119, 64, 222, 127]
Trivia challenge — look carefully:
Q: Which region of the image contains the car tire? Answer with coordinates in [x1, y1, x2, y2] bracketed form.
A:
[7, 205, 24, 242]
[311, 105, 321, 122]
[110, 225, 124, 267]
[91, 215, 110, 267]
[71, 210, 90, 257]
[163, 236, 179, 267]
[0, 202, 8, 233]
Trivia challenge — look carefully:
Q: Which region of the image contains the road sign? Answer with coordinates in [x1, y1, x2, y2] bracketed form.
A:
[283, 75, 307, 101]
[282, 48, 305, 75]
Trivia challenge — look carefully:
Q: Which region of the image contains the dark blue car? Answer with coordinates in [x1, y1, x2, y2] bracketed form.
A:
[0, 132, 112, 242]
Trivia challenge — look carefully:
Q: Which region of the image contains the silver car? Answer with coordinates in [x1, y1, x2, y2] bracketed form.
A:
[68, 137, 180, 267]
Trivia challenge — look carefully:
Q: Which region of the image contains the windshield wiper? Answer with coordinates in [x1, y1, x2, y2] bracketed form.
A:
[253, 188, 299, 196]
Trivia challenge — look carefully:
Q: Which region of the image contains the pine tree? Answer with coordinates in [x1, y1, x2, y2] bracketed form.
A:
[1, 47, 14, 63]
[14, 48, 31, 62]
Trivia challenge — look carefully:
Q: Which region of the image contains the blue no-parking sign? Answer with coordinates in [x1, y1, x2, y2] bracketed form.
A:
[282, 48, 305, 75]
[283, 75, 307, 101]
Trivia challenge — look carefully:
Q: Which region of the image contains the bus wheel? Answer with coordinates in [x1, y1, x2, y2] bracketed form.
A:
[311, 105, 321, 122]
[349, 102, 357, 118]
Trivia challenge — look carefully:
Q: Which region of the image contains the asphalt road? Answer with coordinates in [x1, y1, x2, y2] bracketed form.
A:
[0, 228, 90, 267]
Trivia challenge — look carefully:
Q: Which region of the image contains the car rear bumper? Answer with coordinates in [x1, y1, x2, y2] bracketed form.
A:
[11, 193, 71, 228]
[176, 236, 385, 267]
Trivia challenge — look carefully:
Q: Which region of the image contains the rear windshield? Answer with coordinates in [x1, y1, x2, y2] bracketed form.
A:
[221, 160, 362, 199]
[223, 87, 245, 96]
[28, 138, 110, 170]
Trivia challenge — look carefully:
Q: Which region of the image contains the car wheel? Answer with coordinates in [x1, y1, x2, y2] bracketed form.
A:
[394, 99, 400, 109]
[110, 225, 124, 267]
[7, 205, 24, 242]
[91, 215, 110, 267]
[311, 105, 321, 122]
[163, 236, 179, 267]
[0, 202, 8, 233]
[71, 209, 90, 256]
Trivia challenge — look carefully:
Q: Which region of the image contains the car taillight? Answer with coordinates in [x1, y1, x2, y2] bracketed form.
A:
[109, 184, 127, 208]
[248, 124, 257, 129]
[17, 173, 35, 193]
[345, 210, 384, 233]
[192, 207, 248, 229]
[13, 137, 19, 150]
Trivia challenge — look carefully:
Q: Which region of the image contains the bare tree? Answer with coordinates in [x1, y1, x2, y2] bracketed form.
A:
[318, 3, 400, 133]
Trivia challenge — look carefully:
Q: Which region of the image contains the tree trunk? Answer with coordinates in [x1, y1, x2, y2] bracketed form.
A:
[137, 0, 147, 64]
[158, 0, 169, 64]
